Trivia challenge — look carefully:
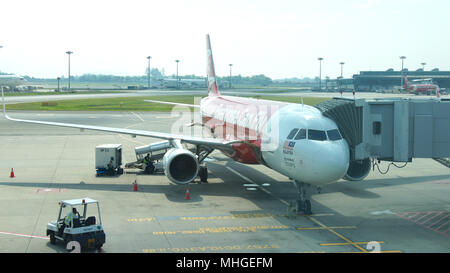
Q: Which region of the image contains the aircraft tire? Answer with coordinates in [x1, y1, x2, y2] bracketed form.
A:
[304, 200, 312, 215]
[49, 232, 56, 245]
[199, 166, 208, 183]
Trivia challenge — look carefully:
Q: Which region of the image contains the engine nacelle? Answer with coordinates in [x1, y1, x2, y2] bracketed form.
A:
[162, 148, 198, 184]
[343, 158, 371, 181]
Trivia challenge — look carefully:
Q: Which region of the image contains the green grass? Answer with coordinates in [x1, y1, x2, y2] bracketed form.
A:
[6, 95, 330, 112]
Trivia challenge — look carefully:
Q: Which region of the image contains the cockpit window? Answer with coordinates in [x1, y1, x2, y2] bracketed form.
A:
[308, 129, 327, 141]
[286, 128, 299, 139]
[327, 129, 342, 141]
[294, 129, 306, 140]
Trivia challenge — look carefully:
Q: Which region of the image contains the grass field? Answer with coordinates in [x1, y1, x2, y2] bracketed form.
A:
[6, 95, 330, 112]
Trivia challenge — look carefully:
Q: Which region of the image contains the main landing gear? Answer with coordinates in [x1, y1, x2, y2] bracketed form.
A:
[292, 180, 312, 215]
[196, 145, 213, 184]
[198, 164, 208, 183]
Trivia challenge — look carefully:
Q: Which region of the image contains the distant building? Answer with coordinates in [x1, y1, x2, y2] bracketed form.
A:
[323, 78, 354, 91]
[352, 69, 450, 91]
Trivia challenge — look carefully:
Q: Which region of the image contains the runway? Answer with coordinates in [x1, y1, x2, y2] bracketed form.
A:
[0, 111, 448, 253]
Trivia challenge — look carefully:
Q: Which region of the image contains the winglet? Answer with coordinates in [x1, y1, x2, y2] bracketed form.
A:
[206, 34, 220, 97]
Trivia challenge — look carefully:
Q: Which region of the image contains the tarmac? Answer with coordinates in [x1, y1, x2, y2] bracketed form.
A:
[0, 96, 449, 253]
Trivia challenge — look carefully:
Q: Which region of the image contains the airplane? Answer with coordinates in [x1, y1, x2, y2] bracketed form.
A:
[0, 74, 28, 91]
[403, 74, 440, 97]
[162, 78, 206, 88]
[2, 34, 355, 214]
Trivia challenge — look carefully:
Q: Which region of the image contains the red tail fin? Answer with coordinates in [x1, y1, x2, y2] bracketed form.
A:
[206, 34, 220, 96]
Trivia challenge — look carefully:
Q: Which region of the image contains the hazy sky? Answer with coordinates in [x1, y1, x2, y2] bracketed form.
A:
[0, 0, 449, 79]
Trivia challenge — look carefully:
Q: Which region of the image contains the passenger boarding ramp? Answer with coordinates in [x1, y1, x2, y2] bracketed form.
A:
[315, 97, 450, 179]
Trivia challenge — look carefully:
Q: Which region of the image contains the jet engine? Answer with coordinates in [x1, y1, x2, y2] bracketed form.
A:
[343, 158, 371, 181]
[162, 148, 199, 184]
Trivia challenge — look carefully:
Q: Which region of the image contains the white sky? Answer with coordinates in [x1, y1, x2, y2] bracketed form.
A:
[0, 0, 449, 79]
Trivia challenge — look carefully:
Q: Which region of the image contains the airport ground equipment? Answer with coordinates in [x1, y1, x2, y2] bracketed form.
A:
[95, 144, 123, 176]
[125, 140, 170, 174]
[46, 198, 105, 250]
[315, 97, 450, 180]
[124, 140, 209, 183]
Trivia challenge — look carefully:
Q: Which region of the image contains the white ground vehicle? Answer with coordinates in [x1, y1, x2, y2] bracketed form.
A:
[46, 198, 105, 250]
[95, 144, 123, 176]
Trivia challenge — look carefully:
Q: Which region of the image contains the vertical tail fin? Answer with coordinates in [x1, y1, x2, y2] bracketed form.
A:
[206, 34, 220, 96]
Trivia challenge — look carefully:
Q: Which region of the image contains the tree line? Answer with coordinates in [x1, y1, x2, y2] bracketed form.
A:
[20, 67, 275, 86]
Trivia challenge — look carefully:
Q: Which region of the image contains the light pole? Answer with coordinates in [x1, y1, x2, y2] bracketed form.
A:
[175, 59, 180, 89]
[229, 64, 233, 89]
[57, 77, 60, 92]
[400, 56, 406, 88]
[339, 62, 345, 91]
[421, 62, 426, 71]
[66, 51, 73, 92]
[318, 57, 323, 90]
[147, 56, 152, 89]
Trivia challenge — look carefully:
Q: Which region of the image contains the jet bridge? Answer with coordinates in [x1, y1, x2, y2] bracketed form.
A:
[315, 97, 450, 179]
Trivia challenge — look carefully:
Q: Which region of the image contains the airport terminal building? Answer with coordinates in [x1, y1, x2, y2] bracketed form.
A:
[352, 69, 450, 92]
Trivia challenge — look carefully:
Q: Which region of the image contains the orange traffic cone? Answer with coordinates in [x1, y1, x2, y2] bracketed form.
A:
[184, 186, 191, 200]
[132, 180, 138, 191]
[10, 168, 15, 178]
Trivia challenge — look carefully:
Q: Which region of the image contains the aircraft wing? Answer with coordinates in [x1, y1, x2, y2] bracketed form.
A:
[1, 90, 233, 152]
[144, 99, 200, 108]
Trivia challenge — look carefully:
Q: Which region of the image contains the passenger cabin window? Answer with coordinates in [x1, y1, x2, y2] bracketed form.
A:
[286, 128, 299, 139]
[308, 129, 327, 141]
[294, 129, 306, 140]
[327, 129, 342, 141]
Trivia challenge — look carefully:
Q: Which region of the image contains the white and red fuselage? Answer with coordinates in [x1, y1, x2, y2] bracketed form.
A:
[200, 35, 350, 186]
[200, 95, 350, 186]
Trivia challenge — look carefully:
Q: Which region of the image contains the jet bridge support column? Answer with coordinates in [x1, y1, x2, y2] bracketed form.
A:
[393, 100, 409, 162]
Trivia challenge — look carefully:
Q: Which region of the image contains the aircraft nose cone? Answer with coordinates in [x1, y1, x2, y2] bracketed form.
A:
[309, 142, 349, 183]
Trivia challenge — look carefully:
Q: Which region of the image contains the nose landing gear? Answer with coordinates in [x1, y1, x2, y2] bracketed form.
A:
[292, 180, 312, 215]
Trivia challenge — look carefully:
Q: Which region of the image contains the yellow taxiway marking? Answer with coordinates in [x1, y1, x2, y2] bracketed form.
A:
[338, 250, 403, 254]
[225, 165, 371, 253]
[307, 215, 369, 253]
[150, 224, 356, 236]
[320, 241, 384, 246]
[297, 226, 356, 231]
[143, 243, 280, 253]
[127, 212, 335, 223]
